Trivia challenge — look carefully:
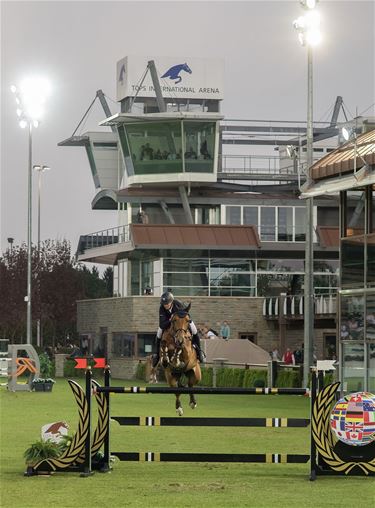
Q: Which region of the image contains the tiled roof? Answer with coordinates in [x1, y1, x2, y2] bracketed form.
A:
[131, 224, 261, 249]
[310, 129, 375, 181]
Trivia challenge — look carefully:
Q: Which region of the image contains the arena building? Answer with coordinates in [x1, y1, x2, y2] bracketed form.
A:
[58, 55, 371, 377]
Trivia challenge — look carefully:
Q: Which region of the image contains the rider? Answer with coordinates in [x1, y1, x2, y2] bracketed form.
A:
[152, 291, 204, 367]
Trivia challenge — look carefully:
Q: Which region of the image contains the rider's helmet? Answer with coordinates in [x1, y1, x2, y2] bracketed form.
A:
[160, 291, 174, 305]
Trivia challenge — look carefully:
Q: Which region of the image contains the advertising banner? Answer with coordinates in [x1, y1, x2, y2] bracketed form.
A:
[116, 56, 224, 102]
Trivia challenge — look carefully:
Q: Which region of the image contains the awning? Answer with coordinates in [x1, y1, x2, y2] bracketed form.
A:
[300, 166, 375, 198]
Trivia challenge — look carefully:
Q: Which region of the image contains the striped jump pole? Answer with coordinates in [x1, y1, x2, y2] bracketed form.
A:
[112, 452, 311, 464]
[97, 386, 310, 395]
[111, 416, 311, 427]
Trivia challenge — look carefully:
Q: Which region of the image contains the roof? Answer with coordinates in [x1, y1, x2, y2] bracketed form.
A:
[131, 224, 261, 249]
[310, 129, 375, 181]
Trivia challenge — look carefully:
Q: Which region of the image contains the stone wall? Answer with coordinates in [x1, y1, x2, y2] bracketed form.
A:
[77, 296, 336, 359]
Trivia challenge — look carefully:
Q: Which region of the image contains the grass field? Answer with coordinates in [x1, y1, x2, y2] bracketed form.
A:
[1, 377, 374, 508]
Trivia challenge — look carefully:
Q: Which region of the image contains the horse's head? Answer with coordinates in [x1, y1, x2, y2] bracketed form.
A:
[170, 303, 192, 347]
[183, 63, 192, 74]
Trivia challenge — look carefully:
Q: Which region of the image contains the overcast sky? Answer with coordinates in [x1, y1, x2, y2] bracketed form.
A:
[1, 0, 374, 256]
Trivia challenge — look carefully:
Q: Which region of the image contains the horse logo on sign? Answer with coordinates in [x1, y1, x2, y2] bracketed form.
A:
[161, 63, 192, 84]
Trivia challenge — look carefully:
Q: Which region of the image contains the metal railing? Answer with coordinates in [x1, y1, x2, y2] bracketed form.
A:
[263, 294, 337, 317]
[219, 154, 308, 177]
[80, 225, 130, 252]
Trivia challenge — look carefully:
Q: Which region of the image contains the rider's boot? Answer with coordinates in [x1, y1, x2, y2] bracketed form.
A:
[152, 338, 161, 368]
[192, 334, 205, 363]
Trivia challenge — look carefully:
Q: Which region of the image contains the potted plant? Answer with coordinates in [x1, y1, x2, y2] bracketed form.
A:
[32, 353, 55, 391]
[32, 377, 56, 392]
[24, 438, 64, 475]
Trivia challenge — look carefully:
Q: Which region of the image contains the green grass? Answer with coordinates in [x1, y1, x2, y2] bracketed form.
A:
[1, 378, 374, 508]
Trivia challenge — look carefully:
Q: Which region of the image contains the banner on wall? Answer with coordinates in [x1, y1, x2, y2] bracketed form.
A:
[116, 55, 224, 102]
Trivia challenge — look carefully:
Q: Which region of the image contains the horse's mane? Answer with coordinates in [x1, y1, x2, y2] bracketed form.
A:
[174, 309, 189, 318]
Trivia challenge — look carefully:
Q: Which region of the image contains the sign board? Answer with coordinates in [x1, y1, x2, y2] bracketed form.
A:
[316, 360, 336, 371]
[116, 55, 224, 102]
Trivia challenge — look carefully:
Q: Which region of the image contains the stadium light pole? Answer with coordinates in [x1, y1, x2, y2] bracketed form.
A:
[293, 0, 322, 387]
[33, 165, 51, 250]
[11, 77, 51, 345]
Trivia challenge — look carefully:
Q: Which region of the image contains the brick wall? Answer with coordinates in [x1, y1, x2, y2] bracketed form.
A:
[77, 296, 335, 359]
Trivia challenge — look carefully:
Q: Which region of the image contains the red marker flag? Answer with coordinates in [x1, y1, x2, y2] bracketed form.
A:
[74, 358, 88, 369]
[93, 357, 106, 368]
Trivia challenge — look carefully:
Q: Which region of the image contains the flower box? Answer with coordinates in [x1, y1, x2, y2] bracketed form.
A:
[32, 378, 55, 392]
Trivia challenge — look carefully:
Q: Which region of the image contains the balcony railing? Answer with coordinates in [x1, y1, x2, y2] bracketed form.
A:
[218, 154, 308, 179]
[262, 294, 337, 317]
[78, 225, 130, 253]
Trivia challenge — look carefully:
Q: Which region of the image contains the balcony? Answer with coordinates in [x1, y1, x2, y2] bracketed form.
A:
[218, 154, 306, 182]
[262, 294, 337, 319]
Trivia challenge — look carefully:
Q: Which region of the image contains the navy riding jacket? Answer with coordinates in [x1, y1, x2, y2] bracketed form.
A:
[159, 299, 185, 330]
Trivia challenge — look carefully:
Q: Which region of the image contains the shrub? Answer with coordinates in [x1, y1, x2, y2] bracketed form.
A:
[276, 369, 300, 388]
[243, 369, 267, 388]
[136, 362, 146, 380]
[200, 367, 213, 387]
[39, 353, 54, 378]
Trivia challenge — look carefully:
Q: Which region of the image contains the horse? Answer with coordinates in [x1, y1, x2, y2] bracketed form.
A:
[159, 303, 201, 415]
[161, 63, 192, 84]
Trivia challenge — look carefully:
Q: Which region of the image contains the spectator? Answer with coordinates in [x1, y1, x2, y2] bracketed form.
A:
[271, 347, 280, 361]
[219, 320, 231, 341]
[203, 325, 218, 339]
[81, 337, 89, 356]
[282, 348, 295, 365]
[294, 346, 303, 364]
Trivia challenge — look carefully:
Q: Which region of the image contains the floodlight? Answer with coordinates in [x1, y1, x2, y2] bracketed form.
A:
[342, 127, 350, 141]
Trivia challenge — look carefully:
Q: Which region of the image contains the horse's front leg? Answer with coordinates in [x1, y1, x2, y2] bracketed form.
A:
[169, 378, 183, 416]
[187, 372, 197, 410]
[160, 341, 169, 369]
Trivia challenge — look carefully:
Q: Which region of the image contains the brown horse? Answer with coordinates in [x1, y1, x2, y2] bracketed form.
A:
[159, 303, 201, 415]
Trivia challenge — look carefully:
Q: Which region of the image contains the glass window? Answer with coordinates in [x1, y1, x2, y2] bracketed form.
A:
[278, 207, 293, 241]
[163, 258, 208, 272]
[137, 333, 156, 357]
[313, 275, 338, 295]
[342, 342, 364, 392]
[183, 121, 215, 173]
[345, 190, 366, 236]
[243, 206, 258, 226]
[366, 294, 375, 341]
[340, 295, 364, 341]
[125, 121, 183, 175]
[257, 259, 304, 272]
[295, 207, 306, 241]
[167, 286, 209, 296]
[164, 272, 208, 287]
[112, 333, 135, 357]
[141, 260, 153, 295]
[314, 260, 339, 274]
[341, 236, 365, 287]
[257, 273, 303, 297]
[260, 207, 276, 241]
[368, 234, 375, 286]
[226, 206, 241, 225]
[130, 260, 140, 295]
[371, 187, 375, 233]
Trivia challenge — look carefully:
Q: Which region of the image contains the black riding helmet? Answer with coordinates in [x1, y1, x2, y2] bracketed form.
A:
[160, 291, 174, 305]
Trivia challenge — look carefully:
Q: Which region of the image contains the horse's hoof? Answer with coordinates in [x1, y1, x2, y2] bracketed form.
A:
[189, 402, 197, 410]
[176, 407, 184, 416]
